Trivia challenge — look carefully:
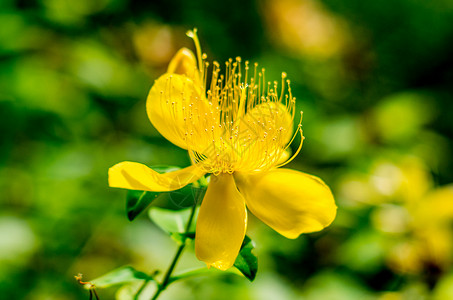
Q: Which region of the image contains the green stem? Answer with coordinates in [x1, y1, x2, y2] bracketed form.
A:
[147, 200, 198, 300]
[92, 288, 100, 300]
[150, 245, 184, 300]
[134, 279, 150, 300]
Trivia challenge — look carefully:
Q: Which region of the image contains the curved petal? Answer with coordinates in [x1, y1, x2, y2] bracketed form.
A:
[235, 168, 336, 239]
[167, 47, 200, 84]
[109, 162, 205, 192]
[147, 73, 208, 149]
[277, 149, 291, 165]
[235, 102, 296, 171]
[240, 101, 293, 145]
[195, 174, 247, 270]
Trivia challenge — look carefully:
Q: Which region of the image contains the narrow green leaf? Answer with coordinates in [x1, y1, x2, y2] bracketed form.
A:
[126, 190, 160, 221]
[90, 266, 151, 288]
[233, 235, 258, 281]
[148, 206, 199, 235]
[168, 267, 239, 284]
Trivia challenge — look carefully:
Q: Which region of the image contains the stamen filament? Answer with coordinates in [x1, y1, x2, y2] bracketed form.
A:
[164, 39, 300, 174]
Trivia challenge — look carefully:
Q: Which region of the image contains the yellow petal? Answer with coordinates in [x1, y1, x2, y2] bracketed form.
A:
[167, 47, 200, 84]
[240, 101, 293, 145]
[109, 162, 205, 192]
[235, 102, 296, 171]
[277, 149, 291, 165]
[147, 73, 208, 149]
[235, 168, 336, 238]
[195, 174, 247, 270]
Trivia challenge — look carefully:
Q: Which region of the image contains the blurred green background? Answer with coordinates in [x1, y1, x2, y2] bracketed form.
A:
[1, 0, 453, 299]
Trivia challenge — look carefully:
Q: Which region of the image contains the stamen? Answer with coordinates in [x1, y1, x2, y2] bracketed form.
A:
[275, 112, 304, 168]
[171, 36, 299, 174]
[186, 28, 203, 76]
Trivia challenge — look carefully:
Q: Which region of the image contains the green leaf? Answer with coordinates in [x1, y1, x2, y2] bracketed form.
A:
[168, 267, 235, 284]
[233, 235, 258, 281]
[158, 184, 201, 210]
[148, 206, 198, 235]
[167, 265, 245, 284]
[126, 190, 160, 221]
[90, 266, 151, 288]
[115, 282, 154, 300]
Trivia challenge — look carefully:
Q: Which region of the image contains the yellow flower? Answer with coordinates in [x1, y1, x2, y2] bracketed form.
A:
[109, 29, 337, 270]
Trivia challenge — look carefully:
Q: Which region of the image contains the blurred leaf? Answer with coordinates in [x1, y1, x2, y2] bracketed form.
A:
[149, 207, 190, 233]
[148, 206, 197, 233]
[0, 216, 37, 263]
[126, 190, 160, 221]
[301, 271, 373, 300]
[148, 206, 198, 236]
[41, 0, 113, 26]
[337, 230, 388, 273]
[233, 235, 258, 281]
[312, 116, 363, 161]
[0, 13, 57, 54]
[168, 267, 239, 284]
[373, 92, 435, 143]
[115, 280, 155, 300]
[90, 266, 151, 289]
[68, 39, 148, 98]
[8, 58, 90, 117]
[115, 284, 136, 300]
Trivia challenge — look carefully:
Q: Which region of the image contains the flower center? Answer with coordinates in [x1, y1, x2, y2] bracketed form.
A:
[162, 29, 304, 175]
[194, 57, 303, 174]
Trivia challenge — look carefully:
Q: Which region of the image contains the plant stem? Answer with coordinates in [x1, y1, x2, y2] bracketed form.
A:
[134, 279, 150, 300]
[150, 244, 185, 300]
[139, 200, 198, 300]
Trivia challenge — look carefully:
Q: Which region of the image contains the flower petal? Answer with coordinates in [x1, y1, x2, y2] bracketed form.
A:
[167, 47, 200, 84]
[277, 149, 291, 165]
[240, 101, 293, 145]
[195, 174, 247, 270]
[109, 162, 205, 192]
[146, 73, 208, 149]
[235, 102, 296, 171]
[235, 168, 336, 239]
